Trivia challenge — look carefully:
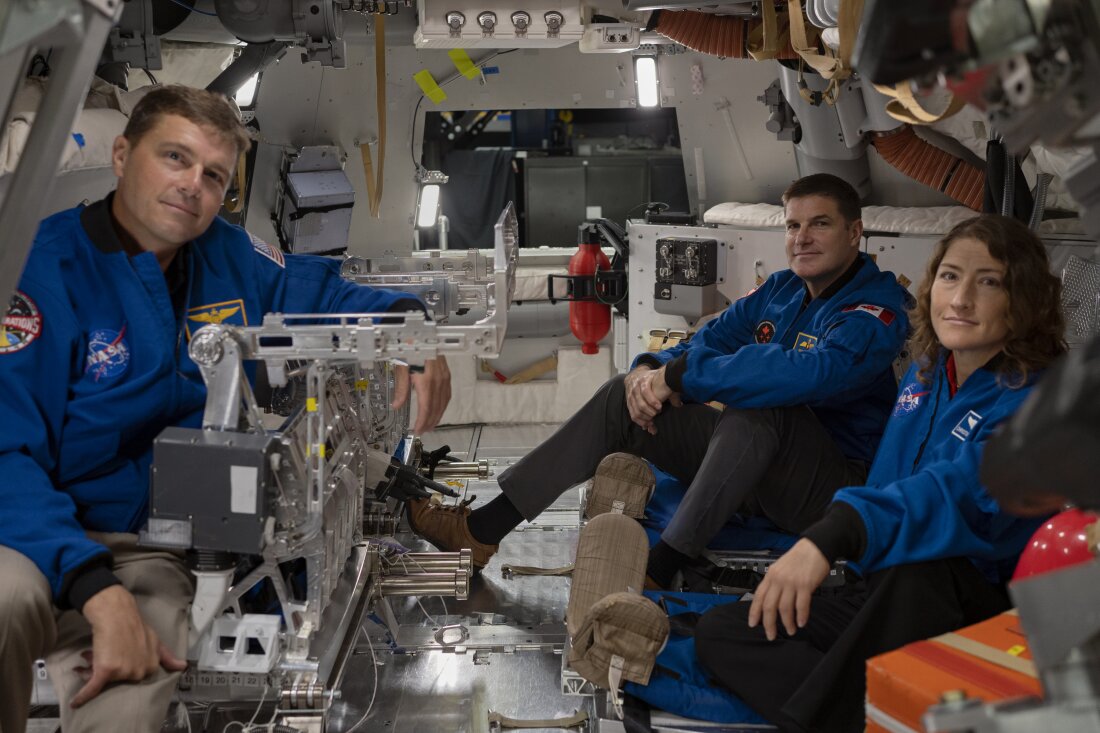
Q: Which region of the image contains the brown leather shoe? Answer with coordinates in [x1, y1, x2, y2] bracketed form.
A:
[405, 497, 499, 568]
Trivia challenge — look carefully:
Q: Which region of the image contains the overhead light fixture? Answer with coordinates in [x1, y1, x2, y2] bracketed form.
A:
[414, 169, 449, 229]
[235, 73, 259, 108]
[634, 55, 659, 108]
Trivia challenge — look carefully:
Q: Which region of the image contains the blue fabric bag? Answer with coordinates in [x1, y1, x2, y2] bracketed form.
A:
[623, 591, 768, 725]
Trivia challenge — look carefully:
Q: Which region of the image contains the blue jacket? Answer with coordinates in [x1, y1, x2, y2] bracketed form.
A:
[0, 198, 416, 605]
[634, 254, 909, 463]
[832, 358, 1045, 583]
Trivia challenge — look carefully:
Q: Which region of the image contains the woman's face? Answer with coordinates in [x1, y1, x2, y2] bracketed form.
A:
[930, 236, 1010, 360]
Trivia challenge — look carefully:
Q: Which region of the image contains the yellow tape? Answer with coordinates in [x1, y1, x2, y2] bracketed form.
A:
[308, 443, 327, 458]
[1007, 645, 1027, 657]
[355, 379, 369, 390]
[413, 69, 447, 104]
[447, 49, 480, 80]
[306, 398, 318, 412]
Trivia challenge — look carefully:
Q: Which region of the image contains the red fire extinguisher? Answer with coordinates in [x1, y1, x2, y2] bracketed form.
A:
[568, 224, 611, 354]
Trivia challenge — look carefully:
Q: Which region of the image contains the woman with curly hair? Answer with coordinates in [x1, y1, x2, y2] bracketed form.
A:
[694, 214, 1067, 732]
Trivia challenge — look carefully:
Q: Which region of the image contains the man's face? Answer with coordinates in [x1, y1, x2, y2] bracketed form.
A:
[111, 114, 237, 254]
[784, 195, 862, 295]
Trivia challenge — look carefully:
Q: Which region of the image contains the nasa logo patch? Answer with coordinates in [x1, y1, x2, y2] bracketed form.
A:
[0, 291, 43, 354]
[249, 233, 285, 268]
[85, 326, 131, 381]
[893, 383, 929, 416]
[754, 320, 776, 344]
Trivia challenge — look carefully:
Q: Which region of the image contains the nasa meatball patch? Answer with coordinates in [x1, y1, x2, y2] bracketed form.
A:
[85, 325, 131, 381]
[0, 291, 43, 354]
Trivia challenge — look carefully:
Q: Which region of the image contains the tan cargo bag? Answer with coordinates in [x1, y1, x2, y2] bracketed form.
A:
[565, 513, 669, 717]
[583, 453, 656, 520]
[566, 512, 649, 637]
[567, 591, 669, 690]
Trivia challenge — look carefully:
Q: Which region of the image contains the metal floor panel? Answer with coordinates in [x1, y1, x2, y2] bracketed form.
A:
[331, 423, 589, 732]
[31, 423, 770, 732]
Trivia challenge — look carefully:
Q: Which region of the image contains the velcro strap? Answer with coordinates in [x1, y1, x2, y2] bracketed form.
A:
[488, 709, 589, 730]
[501, 563, 574, 577]
[932, 631, 1038, 679]
[609, 655, 626, 719]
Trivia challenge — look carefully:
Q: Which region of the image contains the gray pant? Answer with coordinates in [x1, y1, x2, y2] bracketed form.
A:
[0, 533, 193, 733]
[497, 374, 867, 556]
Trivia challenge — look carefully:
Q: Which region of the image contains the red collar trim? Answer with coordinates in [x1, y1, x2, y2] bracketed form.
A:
[945, 353, 959, 397]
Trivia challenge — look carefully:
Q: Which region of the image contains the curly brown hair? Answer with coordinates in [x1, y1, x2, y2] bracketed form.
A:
[909, 214, 1066, 385]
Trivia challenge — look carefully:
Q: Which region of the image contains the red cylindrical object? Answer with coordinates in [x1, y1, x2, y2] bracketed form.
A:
[1012, 508, 1099, 582]
[568, 242, 611, 355]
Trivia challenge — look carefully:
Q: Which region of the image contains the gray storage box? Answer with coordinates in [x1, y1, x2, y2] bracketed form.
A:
[149, 427, 277, 554]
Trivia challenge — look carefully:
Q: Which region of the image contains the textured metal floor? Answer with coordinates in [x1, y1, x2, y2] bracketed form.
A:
[327, 424, 590, 733]
[30, 424, 766, 732]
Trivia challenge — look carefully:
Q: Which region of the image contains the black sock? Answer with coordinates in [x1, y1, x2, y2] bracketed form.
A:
[646, 540, 693, 589]
[467, 493, 525, 546]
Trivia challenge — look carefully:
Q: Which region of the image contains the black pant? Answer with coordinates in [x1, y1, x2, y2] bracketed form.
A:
[694, 558, 1011, 732]
[496, 373, 866, 555]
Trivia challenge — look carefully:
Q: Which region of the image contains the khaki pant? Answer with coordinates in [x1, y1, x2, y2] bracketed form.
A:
[0, 533, 193, 733]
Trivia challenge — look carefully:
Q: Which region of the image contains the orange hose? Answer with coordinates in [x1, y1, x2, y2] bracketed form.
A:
[655, 10, 799, 60]
[872, 126, 985, 211]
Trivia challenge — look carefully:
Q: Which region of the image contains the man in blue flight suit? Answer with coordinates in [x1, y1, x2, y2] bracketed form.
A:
[408, 174, 911, 588]
[0, 85, 450, 733]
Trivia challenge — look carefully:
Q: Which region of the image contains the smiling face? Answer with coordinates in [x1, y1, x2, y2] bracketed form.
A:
[784, 194, 863, 297]
[110, 113, 236, 258]
[930, 236, 1010, 365]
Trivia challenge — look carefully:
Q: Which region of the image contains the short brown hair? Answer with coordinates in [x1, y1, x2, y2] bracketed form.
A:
[123, 85, 251, 158]
[782, 173, 861, 223]
[909, 215, 1067, 386]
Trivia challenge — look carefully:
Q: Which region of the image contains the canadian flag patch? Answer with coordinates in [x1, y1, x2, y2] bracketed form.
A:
[843, 303, 896, 325]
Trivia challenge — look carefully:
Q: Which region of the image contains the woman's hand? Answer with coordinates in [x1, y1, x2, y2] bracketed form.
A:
[748, 538, 831, 640]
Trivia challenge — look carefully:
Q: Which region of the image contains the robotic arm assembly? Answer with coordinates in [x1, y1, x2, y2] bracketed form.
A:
[137, 204, 516, 725]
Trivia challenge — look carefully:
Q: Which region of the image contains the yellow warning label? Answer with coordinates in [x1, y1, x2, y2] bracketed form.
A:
[306, 398, 318, 412]
[355, 379, 369, 391]
[447, 49, 480, 80]
[414, 69, 447, 103]
[1007, 645, 1027, 657]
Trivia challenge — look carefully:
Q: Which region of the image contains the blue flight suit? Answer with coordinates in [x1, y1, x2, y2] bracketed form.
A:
[0, 196, 419, 608]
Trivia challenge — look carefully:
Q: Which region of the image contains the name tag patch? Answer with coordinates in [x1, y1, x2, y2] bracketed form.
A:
[951, 410, 983, 441]
[186, 299, 247, 340]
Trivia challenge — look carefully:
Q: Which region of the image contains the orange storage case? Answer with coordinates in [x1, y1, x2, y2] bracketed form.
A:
[865, 611, 1042, 732]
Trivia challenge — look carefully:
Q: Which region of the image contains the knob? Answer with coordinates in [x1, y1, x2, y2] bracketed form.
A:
[477, 10, 497, 35]
[445, 10, 465, 36]
[544, 10, 563, 37]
